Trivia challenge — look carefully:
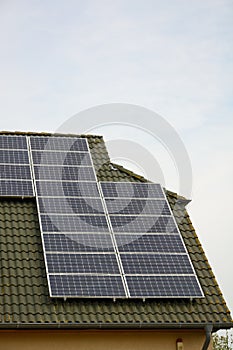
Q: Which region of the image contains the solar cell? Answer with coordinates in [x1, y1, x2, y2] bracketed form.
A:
[126, 275, 203, 298]
[46, 253, 120, 274]
[38, 197, 105, 214]
[43, 233, 115, 252]
[105, 198, 170, 215]
[49, 275, 126, 298]
[40, 214, 110, 232]
[120, 254, 193, 274]
[34, 165, 96, 181]
[115, 234, 186, 253]
[32, 151, 92, 166]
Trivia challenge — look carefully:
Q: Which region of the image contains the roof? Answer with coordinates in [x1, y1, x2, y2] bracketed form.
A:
[0, 131, 232, 331]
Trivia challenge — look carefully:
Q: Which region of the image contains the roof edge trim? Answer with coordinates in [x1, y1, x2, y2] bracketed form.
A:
[0, 322, 232, 331]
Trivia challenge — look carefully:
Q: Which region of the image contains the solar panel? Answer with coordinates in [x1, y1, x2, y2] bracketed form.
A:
[48, 275, 126, 298]
[0, 135, 27, 149]
[0, 164, 32, 179]
[101, 182, 164, 199]
[33, 165, 96, 181]
[104, 198, 171, 215]
[0, 135, 34, 197]
[31, 151, 92, 166]
[40, 214, 110, 232]
[109, 215, 178, 233]
[126, 275, 202, 298]
[0, 150, 30, 164]
[120, 254, 193, 274]
[30, 136, 88, 152]
[0, 180, 34, 197]
[46, 253, 120, 274]
[38, 197, 105, 214]
[35, 181, 99, 197]
[43, 233, 115, 252]
[100, 181, 204, 298]
[115, 234, 186, 253]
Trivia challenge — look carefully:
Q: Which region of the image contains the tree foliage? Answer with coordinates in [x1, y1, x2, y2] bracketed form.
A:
[213, 331, 233, 350]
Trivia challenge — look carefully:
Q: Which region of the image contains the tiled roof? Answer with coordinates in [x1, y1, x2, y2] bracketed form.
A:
[0, 132, 232, 330]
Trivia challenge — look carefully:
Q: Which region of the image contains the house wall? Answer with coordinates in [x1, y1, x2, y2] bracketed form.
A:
[0, 329, 212, 350]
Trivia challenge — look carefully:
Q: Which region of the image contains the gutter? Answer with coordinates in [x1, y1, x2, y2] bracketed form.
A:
[0, 322, 232, 331]
[202, 324, 213, 350]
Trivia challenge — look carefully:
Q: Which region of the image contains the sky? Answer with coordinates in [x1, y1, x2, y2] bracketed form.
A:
[0, 0, 233, 320]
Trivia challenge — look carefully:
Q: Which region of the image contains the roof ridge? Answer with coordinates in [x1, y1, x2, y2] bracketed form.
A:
[0, 131, 103, 138]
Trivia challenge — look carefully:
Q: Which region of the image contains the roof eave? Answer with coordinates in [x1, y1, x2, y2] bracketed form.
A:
[0, 322, 232, 331]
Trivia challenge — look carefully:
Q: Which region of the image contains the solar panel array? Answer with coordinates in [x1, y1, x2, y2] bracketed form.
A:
[29, 136, 126, 298]
[100, 182, 203, 298]
[0, 135, 34, 196]
[0, 134, 204, 299]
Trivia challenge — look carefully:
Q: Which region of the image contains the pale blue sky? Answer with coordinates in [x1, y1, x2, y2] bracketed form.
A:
[0, 0, 233, 316]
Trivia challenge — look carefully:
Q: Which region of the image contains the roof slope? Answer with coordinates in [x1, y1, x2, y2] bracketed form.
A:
[0, 132, 232, 330]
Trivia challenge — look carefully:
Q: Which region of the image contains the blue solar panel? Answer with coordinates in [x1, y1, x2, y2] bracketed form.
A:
[35, 181, 100, 197]
[49, 275, 126, 298]
[34, 165, 96, 181]
[109, 215, 178, 233]
[46, 253, 120, 274]
[32, 151, 92, 166]
[101, 182, 164, 199]
[0, 164, 32, 179]
[40, 214, 110, 233]
[0, 135, 27, 149]
[0, 180, 34, 197]
[126, 275, 203, 298]
[120, 254, 193, 274]
[30, 136, 88, 152]
[104, 198, 171, 215]
[38, 197, 105, 214]
[115, 234, 186, 253]
[43, 233, 115, 252]
[0, 150, 30, 164]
